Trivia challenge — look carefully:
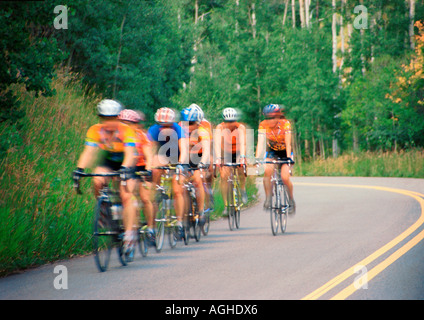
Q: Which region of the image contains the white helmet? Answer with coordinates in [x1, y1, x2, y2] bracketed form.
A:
[154, 107, 175, 124]
[189, 103, 204, 121]
[97, 99, 122, 117]
[222, 107, 238, 121]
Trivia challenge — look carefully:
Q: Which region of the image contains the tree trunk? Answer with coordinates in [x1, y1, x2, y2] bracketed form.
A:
[299, 0, 305, 28]
[409, 0, 416, 49]
[282, 0, 289, 27]
[305, 0, 310, 28]
[291, 0, 296, 28]
[113, 14, 126, 99]
[332, 0, 337, 73]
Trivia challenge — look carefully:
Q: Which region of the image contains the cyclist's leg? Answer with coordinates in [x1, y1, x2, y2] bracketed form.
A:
[120, 177, 138, 252]
[236, 165, 247, 204]
[263, 162, 274, 208]
[137, 166, 154, 229]
[172, 175, 185, 222]
[220, 165, 230, 206]
[92, 166, 110, 198]
[139, 174, 155, 245]
[281, 164, 295, 214]
[191, 169, 205, 212]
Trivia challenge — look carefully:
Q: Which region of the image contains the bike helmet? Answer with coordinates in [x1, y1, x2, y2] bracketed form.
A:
[97, 99, 123, 117]
[181, 105, 201, 122]
[154, 107, 175, 124]
[118, 109, 143, 123]
[222, 107, 238, 121]
[263, 104, 284, 117]
[189, 103, 204, 121]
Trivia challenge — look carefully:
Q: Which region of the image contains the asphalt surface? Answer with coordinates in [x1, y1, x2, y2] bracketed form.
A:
[1, 176, 424, 300]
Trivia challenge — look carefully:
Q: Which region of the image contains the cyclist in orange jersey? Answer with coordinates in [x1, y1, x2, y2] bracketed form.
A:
[255, 104, 295, 214]
[179, 105, 210, 224]
[189, 104, 215, 211]
[74, 99, 138, 258]
[214, 107, 248, 206]
[118, 109, 155, 245]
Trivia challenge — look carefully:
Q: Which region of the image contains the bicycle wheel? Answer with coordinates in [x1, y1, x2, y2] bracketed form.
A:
[191, 196, 201, 242]
[201, 209, 210, 236]
[155, 197, 166, 252]
[280, 185, 288, 233]
[270, 182, 280, 236]
[227, 181, 235, 231]
[183, 211, 190, 246]
[93, 198, 113, 272]
[137, 227, 148, 257]
[117, 237, 128, 266]
[234, 184, 241, 229]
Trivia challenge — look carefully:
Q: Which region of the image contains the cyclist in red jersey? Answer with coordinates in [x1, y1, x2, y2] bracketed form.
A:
[118, 109, 155, 245]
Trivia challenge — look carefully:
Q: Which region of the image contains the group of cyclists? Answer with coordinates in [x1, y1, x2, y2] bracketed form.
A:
[73, 99, 295, 258]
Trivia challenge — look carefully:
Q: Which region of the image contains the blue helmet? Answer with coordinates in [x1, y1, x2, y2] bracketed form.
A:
[181, 105, 201, 122]
[263, 104, 284, 117]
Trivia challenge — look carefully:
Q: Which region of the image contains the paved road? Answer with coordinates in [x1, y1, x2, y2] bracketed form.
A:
[1, 177, 424, 300]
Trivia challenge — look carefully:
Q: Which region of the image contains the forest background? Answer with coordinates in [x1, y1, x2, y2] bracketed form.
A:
[1, 0, 424, 274]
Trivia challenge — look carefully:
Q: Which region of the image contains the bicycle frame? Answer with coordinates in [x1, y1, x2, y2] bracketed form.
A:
[153, 165, 182, 250]
[222, 163, 244, 230]
[258, 158, 294, 235]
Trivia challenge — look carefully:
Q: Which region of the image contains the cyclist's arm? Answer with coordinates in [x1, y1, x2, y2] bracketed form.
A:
[213, 126, 222, 164]
[77, 145, 98, 169]
[285, 130, 292, 160]
[200, 138, 210, 165]
[239, 124, 247, 159]
[122, 145, 136, 168]
[255, 129, 266, 159]
[178, 137, 189, 165]
[142, 144, 153, 171]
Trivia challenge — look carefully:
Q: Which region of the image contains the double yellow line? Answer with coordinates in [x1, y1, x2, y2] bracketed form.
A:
[296, 183, 424, 300]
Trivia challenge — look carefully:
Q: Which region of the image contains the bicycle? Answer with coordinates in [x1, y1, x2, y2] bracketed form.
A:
[221, 163, 246, 231]
[73, 171, 144, 272]
[133, 170, 155, 257]
[181, 167, 207, 243]
[200, 166, 212, 236]
[257, 158, 294, 236]
[153, 165, 187, 251]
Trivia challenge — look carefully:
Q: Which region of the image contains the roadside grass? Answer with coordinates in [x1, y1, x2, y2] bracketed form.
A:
[293, 150, 424, 178]
[0, 71, 100, 276]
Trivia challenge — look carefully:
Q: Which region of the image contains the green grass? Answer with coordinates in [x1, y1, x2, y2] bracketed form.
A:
[294, 150, 424, 178]
[0, 70, 101, 275]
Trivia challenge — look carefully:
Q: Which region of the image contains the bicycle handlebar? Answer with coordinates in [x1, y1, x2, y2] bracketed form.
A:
[72, 171, 127, 195]
[221, 163, 245, 167]
[257, 158, 295, 165]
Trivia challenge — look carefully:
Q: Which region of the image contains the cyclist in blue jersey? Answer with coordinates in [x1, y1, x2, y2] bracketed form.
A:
[148, 107, 188, 238]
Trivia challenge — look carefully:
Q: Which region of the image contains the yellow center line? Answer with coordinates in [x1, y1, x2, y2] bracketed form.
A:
[295, 182, 424, 300]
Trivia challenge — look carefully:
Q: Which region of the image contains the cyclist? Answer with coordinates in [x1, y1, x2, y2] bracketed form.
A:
[118, 109, 155, 245]
[73, 99, 138, 257]
[214, 107, 248, 206]
[255, 104, 295, 214]
[188, 104, 214, 211]
[147, 107, 188, 238]
[179, 104, 211, 225]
